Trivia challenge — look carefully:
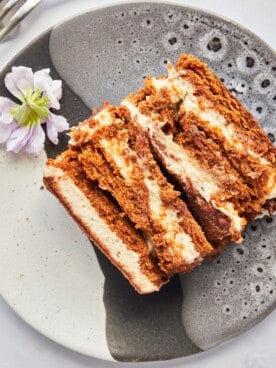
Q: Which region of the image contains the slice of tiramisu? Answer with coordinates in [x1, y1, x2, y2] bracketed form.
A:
[122, 53, 276, 247]
[43, 149, 168, 294]
[70, 104, 214, 276]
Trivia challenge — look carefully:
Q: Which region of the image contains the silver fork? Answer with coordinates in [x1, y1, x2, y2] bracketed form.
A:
[0, 0, 42, 42]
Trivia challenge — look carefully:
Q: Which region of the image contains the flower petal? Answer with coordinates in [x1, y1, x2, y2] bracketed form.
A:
[34, 69, 62, 109]
[50, 80, 62, 101]
[6, 125, 34, 153]
[0, 96, 17, 111]
[0, 97, 17, 125]
[33, 69, 51, 93]
[48, 79, 62, 109]
[5, 66, 34, 101]
[46, 120, 58, 144]
[49, 112, 69, 132]
[25, 124, 45, 154]
[0, 121, 17, 144]
[46, 112, 69, 144]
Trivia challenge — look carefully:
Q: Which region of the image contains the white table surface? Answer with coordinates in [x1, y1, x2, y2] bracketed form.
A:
[0, 1, 275, 367]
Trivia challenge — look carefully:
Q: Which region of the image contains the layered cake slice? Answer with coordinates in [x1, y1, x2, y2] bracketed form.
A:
[122, 53, 276, 246]
[122, 96, 248, 246]
[70, 104, 214, 276]
[43, 149, 168, 294]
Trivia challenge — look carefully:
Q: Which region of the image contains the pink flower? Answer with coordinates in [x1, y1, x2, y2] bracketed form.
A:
[0, 66, 69, 154]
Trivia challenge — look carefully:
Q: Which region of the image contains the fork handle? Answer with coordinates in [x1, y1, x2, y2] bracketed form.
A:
[0, 0, 42, 42]
[0, 0, 21, 19]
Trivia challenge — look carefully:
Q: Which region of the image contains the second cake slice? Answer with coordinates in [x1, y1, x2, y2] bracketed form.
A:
[70, 104, 214, 276]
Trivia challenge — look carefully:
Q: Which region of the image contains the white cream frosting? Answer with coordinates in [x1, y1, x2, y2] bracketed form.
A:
[100, 138, 134, 183]
[144, 178, 200, 263]
[69, 108, 114, 147]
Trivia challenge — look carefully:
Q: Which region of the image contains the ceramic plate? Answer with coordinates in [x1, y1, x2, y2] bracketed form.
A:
[0, 1, 275, 362]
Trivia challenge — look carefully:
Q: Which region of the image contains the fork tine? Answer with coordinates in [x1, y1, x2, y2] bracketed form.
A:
[0, 0, 42, 42]
[0, 0, 21, 19]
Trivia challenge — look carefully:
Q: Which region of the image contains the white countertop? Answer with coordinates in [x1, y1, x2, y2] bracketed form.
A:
[0, 1, 275, 367]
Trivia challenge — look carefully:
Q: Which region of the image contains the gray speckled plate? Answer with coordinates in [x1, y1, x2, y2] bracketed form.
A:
[0, 1, 275, 363]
